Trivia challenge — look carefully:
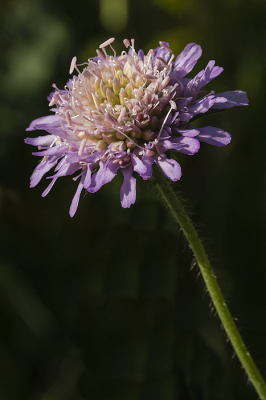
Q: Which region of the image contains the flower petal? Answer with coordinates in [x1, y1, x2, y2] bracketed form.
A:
[26, 115, 60, 131]
[154, 42, 171, 63]
[131, 153, 147, 177]
[186, 61, 223, 93]
[175, 125, 200, 137]
[174, 43, 202, 79]
[161, 137, 200, 155]
[212, 90, 249, 109]
[42, 178, 57, 197]
[32, 144, 68, 157]
[180, 96, 216, 121]
[141, 153, 154, 180]
[88, 160, 119, 193]
[197, 126, 231, 146]
[83, 166, 93, 188]
[69, 178, 84, 217]
[156, 155, 182, 181]
[30, 158, 58, 187]
[25, 135, 56, 147]
[47, 163, 80, 179]
[120, 165, 136, 208]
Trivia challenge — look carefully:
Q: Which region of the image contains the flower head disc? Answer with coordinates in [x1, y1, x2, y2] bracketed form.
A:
[26, 38, 248, 216]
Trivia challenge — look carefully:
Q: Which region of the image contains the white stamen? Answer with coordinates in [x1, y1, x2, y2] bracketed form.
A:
[159, 41, 173, 53]
[109, 44, 116, 57]
[159, 76, 171, 91]
[78, 138, 87, 156]
[73, 170, 85, 181]
[157, 103, 174, 141]
[69, 56, 77, 74]
[168, 53, 175, 65]
[65, 111, 72, 126]
[50, 137, 58, 148]
[99, 37, 115, 49]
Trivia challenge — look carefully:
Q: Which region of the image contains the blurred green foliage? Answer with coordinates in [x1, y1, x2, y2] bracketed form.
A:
[1, 0, 266, 398]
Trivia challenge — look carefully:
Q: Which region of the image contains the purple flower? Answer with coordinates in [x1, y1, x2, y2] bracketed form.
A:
[25, 38, 248, 216]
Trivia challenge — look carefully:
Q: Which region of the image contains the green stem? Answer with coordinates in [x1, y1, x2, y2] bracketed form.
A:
[152, 166, 266, 400]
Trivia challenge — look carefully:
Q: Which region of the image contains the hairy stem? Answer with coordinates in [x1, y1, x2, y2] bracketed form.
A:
[152, 165, 266, 400]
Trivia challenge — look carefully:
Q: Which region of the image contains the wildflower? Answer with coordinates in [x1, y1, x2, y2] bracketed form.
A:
[25, 38, 248, 216]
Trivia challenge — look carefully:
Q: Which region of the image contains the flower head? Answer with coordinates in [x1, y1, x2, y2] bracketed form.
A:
[26, 38, 248, 216]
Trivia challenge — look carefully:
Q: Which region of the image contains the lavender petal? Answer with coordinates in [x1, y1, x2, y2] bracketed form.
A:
[197, 126, 231, 147]
[131, 153, 147, 176]
[141, 154, 154, 180]
[88, 160, 119, 193]
[25, 135, 56, 147]
[162, 137, 200, 155]
[30, 158, 58, 187]
[174, 43, 202, 79]
[156, 155, 182, 181]
[120, 165, 136, 208]
[212, 90, 249, 109]
[69, 178, 84, 217]
[26, 115, 60, 131]
[42, 178, 57, 197]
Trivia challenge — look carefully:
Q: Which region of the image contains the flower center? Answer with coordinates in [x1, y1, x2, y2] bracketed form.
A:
[49, 38, 177, 156]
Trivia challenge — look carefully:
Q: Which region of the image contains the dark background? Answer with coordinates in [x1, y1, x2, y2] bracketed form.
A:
[1, 0, 266, 399]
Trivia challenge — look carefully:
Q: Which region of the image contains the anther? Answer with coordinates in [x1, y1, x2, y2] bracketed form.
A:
[154, 142, 162, 154]
[52, 83, 60, 90]
[146, 149, 155, 157]
[49, 92, 61, 107]
[159, 41, 173, 53]
[96, 49, 106, 61]
[73, 171, 85, 181]
[143, 74, 157, 80]
[99, 38, 115, 49]
[156, 57, 168, 68]
[123, 39, 130, 48]
[78, 138, 87, 156]
[41, 156, 48, 163]
[170, 100, 177, 110]
[69, 56, 77, 74]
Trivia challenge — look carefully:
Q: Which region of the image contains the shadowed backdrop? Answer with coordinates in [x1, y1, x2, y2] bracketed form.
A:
[0, 0, 266, 399]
